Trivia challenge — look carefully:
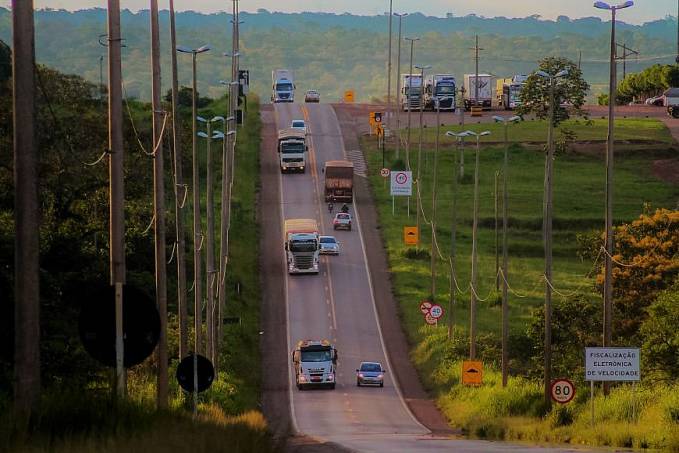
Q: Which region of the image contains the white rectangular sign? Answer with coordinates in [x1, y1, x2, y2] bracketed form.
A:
[390, 171, 412, 196]
[585, 347, 640, 382]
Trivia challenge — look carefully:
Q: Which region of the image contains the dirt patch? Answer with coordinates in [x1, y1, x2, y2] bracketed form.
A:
[653, 158, 679, 185]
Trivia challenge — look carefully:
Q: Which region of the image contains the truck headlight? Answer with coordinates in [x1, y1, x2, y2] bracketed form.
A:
[327, 374, 334, 381]
[299, 375, 307, 383]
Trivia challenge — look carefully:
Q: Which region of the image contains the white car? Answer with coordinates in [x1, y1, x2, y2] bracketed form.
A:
[305, 90, 320, 103]
[290, 119, 308, 134]
[356, 362, 386, 387]
[319, 236, 340, 255]
[333, 212, 352, 231]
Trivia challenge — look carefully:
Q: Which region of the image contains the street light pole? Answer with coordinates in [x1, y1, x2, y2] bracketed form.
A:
[394, 13, 407, 160]
[430, 99, 442, 302]
[386, 0, 393, 127]
[415, 64, 431, 238]
[493, 115, 521, 388]
[594, 0, 633, 396]
[536, 68, 568, 405]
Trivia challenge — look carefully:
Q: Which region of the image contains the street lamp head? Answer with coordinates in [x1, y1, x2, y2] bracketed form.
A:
[479, 131, 491, 136]
[212, 131, 225, 139]
[176, 45, 192, 53]
[509, 115, 522, 122]
[536, 69, 568, 79]
[196, 116, 208, 123]
[223, 52, 241, 58]
[404, 36, 420, 42]
[177, 45, 210, 54]
[446, 131, 470, 138]
[593, 1, 612, 9]
[226, 130, 236, 136]
[556, 69, 569, 78]
[594, 0, 633, 9]
[211, 116, 225, 122]
[197, 131, 209, 138]
[393, 12, 408, 17]
[196, 45, 210, 53]
[415, 64, 432, 70]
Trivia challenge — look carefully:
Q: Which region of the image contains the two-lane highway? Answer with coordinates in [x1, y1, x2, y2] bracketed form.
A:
[271, 102, 593, 452]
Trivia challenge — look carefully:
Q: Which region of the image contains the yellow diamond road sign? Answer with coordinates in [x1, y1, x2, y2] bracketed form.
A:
[344, 89, 355, 103]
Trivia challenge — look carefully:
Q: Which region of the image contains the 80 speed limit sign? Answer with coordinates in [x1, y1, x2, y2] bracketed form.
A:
[550, 379, 575, 404]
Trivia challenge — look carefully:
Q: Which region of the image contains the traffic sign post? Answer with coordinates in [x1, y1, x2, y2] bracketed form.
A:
[419, 300, 432, 315]
[429, 304, 443, 319]
[462, 361, 483, 386]
[550, 378, 575, 404]
[391, 171, 412, 196]
[403, 226, 418, 246]
[380, 168, 390, 178]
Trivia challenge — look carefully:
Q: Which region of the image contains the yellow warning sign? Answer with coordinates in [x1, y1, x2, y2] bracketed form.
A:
[462, 361, 483, 386]
[344, 89, 355, 103]
[403, 226, 418, 246]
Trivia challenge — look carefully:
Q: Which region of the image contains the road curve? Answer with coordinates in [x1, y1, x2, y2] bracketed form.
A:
[271, 102, 595, 453]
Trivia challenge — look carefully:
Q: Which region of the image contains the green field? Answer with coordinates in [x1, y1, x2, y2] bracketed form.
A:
[411, 117, 674, 144]
[364, 117, 679, 449]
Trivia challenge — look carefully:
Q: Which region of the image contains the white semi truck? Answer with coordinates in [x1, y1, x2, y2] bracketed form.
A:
[497, 74, 528, 110]
[277, 128, 307, 173]
[292, 339, 337, 390]
[284, 219, 320, 274]
[424, 74, 456, 111]
[463, 74, 494, 110]
[271, 69, 295, 103]
[400, 73, 423, 111]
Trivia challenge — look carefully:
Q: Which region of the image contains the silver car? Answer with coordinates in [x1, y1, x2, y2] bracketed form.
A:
[319, 236, 340, 255]
[356, 362, 385, 387]
[333, 212, 352, 231]
[305, 89, 320, 103]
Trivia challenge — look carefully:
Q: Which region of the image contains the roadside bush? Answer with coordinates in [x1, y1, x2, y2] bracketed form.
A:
[640, 281, 679, 381]
[402, 247, 430, 260]
[549, 404, 574, 427]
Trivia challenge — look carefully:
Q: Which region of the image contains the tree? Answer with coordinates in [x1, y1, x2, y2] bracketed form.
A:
[517, 56, 589, 126]
[640, 282, 679, 382]
[164, 86, 210, 108]
[0, 39, 10, 82]
[595, 209, 679, 340]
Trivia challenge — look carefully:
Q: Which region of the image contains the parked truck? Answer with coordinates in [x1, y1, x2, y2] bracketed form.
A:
[424, 74, 456, 111]
[463, 74, 494, 110]
[292, 339, 337, 390]
[400, 73, 423, 111]
[271, 69, 295, 103]
[278, 128, 307, 173]
[284, 219, 320, 274]
[324, 160, 354, 202]
[497, 75, 528, 110]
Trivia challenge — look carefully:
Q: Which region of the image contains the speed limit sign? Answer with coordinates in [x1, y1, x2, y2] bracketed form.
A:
[550, 379, 575, 404]
[429, 304, 444, 319]
[380, 168, 390, 178]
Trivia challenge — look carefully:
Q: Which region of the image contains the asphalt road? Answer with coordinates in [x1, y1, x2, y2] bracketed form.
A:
[271, 102, 596, 453]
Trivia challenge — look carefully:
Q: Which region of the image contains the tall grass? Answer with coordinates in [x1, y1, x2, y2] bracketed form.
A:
[364, 117, 679, 450]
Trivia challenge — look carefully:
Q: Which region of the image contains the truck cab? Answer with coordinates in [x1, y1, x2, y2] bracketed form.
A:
[278, 128, 307, 173]
[425, 74, 456, 111]
[284, 219, 320, 274]
[272, 69, 295, 103]
[400, 74, 423, 111]
[292, 340, 337, 390]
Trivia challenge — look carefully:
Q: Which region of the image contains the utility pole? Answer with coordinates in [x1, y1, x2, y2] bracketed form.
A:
[458, 86, 466, 179]
[107, 0, 126, 399]
[149, 0, 168, 409]
[404, 37, 419, 171]
[415, 64, 431, 237]
[615, 42, 638, 81]
[544, 77, 556, 407]
[470, 35, 484, 109]
[430, 99, 441, 303]
[676, 0, 679, 64]
[447, 136, 460, 340]
[13, 0, 41, 417]
[393, 13, 407, 160]
[169, 0, 188, 361]
[386, 0, 393, 128]
[99, 55, 104, 107]
[494, 171, 500, 291]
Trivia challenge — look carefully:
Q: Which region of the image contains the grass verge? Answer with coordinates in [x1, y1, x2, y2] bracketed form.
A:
[364, 116, 679, 450]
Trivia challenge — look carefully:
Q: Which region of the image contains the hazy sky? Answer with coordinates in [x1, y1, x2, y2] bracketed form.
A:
[0, 0, 675, 24]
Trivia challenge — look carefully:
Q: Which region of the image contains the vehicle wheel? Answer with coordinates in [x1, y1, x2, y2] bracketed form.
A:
[356, 380, 360, 387]
[333, 226, 337, 230]
[380, 382, 384, 388]
[330, 383, 336, 390]
[348, 225, 352, 231]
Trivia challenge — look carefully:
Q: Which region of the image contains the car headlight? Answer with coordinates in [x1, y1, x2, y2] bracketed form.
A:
[299, 375, 307, 382]
[377, 374, 384, 379]
[358, 373, 364, 378]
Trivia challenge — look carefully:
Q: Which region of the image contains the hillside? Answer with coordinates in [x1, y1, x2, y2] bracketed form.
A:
[0, 8, 676, 100]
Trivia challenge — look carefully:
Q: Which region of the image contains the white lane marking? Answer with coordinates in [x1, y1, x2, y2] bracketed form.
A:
[277, 103, 301, 436]
[333, 107, 430, 434]
[304, 105, 338, 331]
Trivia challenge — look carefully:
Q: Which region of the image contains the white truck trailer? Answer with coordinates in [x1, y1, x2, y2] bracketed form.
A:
[463, 74, 494, 110]
[271, 69, 295, 103]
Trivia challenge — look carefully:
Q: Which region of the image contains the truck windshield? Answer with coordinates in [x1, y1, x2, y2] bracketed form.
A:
[435, 85, 455, 95]
[281, 143, 305, 154]
[290, 239, 317, 252]
[510, 86, 522, 101]
[403, 86, 422, 96]
[301, 350, 332, 362]
[276, 83, 293, 92]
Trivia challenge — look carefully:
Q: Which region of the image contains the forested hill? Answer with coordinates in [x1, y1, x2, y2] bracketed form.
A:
[0, 7, 675, 101]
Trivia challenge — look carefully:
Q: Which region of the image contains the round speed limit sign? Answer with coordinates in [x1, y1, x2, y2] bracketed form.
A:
[429, 304, 444, 319]
[550, 379, 575, 404]
[380, 168, 390, 178]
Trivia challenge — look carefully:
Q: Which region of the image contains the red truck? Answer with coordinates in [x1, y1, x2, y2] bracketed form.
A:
[324, 160, 354, 203]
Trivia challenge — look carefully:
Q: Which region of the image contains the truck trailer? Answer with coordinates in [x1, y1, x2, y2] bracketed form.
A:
[272, 69, 295, 103]
[400, 73, 423, 111]
[277, 128, 307, 173]
[463, 74, 494, 110]
[497, 75, 528, 110]
[284, 219, 320, 274]
[324, 160, 354, 202]
[424, 74, 456, 111]
[292, 339, 337, 390]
